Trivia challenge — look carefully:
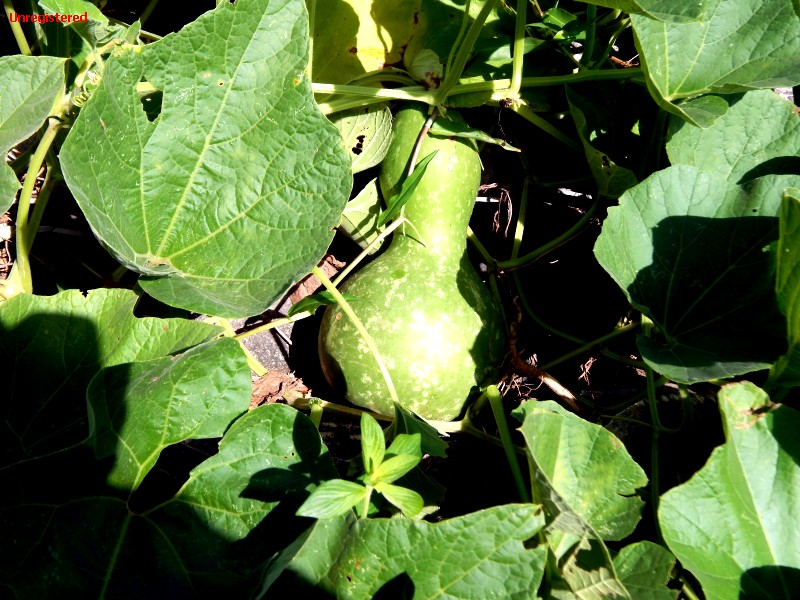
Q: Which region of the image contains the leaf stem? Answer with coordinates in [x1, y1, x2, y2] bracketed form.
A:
[3, 0, 32, 55]
[305, 0, 314, 82]
[486, 385, 531, 502]
[312, 265, 399, 406]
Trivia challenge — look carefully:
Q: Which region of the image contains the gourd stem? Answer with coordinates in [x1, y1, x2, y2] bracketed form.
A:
[234, 218, 409, 342]
[486, 385, 531, 502]
[312, 266, 400, 406]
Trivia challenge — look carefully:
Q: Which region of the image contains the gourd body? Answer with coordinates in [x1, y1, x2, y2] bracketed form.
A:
[318, 105, 506, 420]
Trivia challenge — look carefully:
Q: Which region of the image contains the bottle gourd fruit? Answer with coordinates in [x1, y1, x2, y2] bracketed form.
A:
[318, 105, 506, 421]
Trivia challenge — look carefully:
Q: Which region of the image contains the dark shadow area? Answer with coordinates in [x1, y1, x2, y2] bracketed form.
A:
[0, 312, 103, 468]
[767, 403, 800, 468]
[628, 215, 786, 371]
[740, 565, 800, 599]
[374, 572, 416, 599]
[738, 156, 800, 184]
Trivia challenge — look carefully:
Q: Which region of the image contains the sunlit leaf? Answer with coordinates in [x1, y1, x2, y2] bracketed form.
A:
[60, 0, 351, 317]
[659, 383, 800, 600]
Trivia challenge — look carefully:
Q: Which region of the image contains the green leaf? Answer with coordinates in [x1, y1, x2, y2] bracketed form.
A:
[87, 337, 250, 490]
[60, 0, 352, 318]
[360, 412, 385, 474]
[331, 104, 393, 173]
[566, 85, 638, 199]
[666, 91, 800, 184]
[387, 402, 448, 458]
[0, 289, 220, 466]
[38, 0, 127, 47]
[771, 192, 800, 386]
[1, 399, 338, 596]
[378, 150, 438, 226]
[385, 431, 422, 458]
[430, 117, 520, 152]
[287, 290, 358, 317]
[321, 504, 547, 598]
[516, 400, 647, 541]
[371, 454, 421, 484]
[614, 541, 677, 600]
[576, 0, 706, 22]
[339, 178, 385, 252]
[312, 0, 420, 84]
[551, 537, 631, 599]
[659, 382, 800, 600]
[632, 0, 800, 121]
[374, 482, 424, 517]
[594, 167, 792, 383]
[296, 479, 367, 519]
[0, 55, 66, 214]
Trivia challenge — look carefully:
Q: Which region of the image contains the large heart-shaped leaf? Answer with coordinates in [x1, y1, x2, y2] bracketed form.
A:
[595, 89, 798, 382]
[632, 0, 800, 123]
[0, 288, 220, 466]
[659, 383, 800, 600]
[60, 0, 352, 317]
[0, 55, 66, 214]
[0, 404, 337, 597]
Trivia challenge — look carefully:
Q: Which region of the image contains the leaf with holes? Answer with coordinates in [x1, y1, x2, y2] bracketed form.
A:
[60, 0, 352, 318]
[0, 55, 66, 214]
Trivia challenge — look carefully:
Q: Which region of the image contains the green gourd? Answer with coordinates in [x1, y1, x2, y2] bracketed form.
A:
[318, 104, 506, 421]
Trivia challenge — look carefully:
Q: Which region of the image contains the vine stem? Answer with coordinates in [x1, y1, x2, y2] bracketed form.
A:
[3, 0, 32, 55]
[4, 112, 63, 296]
[234, 217, 409, 342]
[498, 201, 598, 270]
[486, 385, 530, 502]
[436, 0, 500, 103]
[507, 0, 527, 100]
[311, 265, 400, 406]
[641, 314, 664, 543]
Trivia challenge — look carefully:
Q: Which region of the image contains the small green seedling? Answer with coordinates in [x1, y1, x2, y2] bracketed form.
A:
[296, 412, 424, 519]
